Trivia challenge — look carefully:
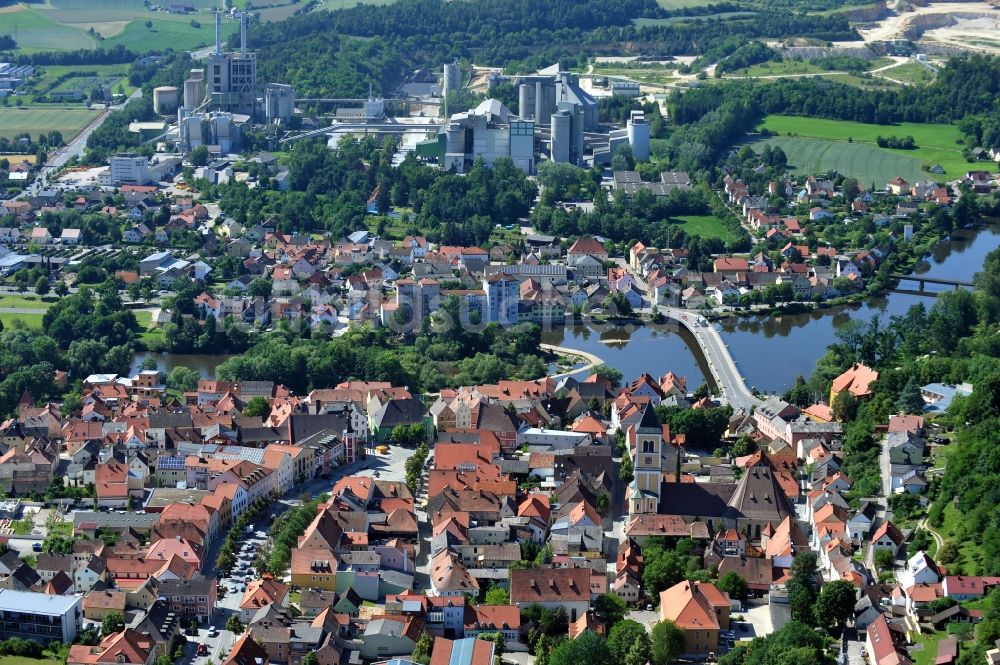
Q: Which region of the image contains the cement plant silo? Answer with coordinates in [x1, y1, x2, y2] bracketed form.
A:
[627, 110, 650, 161]
[265, 83, 294, 122]
[443, 61, 462, 98]
[153, 86, 179, 115]
[184, 70, 207, 110]
[551, 109, 571, 164]
[518, 83, 534, 120]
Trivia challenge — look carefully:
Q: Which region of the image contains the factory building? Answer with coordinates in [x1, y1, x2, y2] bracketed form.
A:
[205, 12, 257, 116]
[178, 109, 247, 153]
[109, 155, 151, 186]
[515, 65, 598, 131]
[440, 99, 535, 174]
[264, 83, 294, 123]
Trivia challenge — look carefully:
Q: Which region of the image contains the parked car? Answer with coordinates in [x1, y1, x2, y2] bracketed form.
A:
[197, 644, 208, 656]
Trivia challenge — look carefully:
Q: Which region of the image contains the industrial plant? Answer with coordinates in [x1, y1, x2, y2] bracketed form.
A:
[149, 11, 295, 155]
[145, 19, 649, 174]
[414, 63, 651, 174]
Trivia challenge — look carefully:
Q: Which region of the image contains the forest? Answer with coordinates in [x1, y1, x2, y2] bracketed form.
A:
[246, 0, 855, 93]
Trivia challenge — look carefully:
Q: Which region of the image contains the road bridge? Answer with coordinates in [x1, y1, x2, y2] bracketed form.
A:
[660, 307, 762, 412]
[890, 274, 973, 291]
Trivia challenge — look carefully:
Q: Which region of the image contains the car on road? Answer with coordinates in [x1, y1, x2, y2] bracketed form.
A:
[32, 543, 42, 552]
[207, 627, 218, 638]
[197, 644, 208, 656]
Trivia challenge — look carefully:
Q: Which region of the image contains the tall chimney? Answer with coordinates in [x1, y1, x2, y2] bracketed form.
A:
[240, 12, 247, 55]
[214, 11, 221, 55]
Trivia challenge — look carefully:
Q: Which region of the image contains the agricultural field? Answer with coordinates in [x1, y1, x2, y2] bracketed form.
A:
[0, 107, 100, 142]
[751, 135, 928, 185]
[26, 63, 134, 99]
[101, 17, 231, 52]
[0, 6, 97, 52]
[758, 115, 987, 178]
[672, 215, 739, 243]
[1, 0, 242, 54]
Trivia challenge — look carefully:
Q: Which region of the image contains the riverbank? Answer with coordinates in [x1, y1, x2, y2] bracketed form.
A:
[540, 343, 606, 379]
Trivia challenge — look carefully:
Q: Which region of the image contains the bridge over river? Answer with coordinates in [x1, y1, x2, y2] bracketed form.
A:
[660, 307, 762, 412]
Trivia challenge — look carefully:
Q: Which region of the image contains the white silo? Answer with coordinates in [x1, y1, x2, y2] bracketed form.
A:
[627, 110, 650, 161]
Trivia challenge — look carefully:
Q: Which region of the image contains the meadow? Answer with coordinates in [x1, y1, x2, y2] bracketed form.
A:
[880, 61, 937, 85]
[672, 215, 739, 243]
[751, 135, 928, 185]
[2, 0, 242, 54]
[758, 114, 988, 178]
[0, 107, 100, 141]
[0, 6, 97, 52]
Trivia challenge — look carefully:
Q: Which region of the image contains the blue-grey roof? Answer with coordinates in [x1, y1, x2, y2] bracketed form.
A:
[0, 589, 81, 615]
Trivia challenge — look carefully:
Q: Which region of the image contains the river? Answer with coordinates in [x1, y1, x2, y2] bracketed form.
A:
[545, 221, 1000, 394]
[131, 352, 235, 379]
[129, 223, 998, 391]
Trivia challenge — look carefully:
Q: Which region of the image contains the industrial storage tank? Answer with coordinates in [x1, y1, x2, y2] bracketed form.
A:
[518, 83, 534, 120]
[551, 110, 571, 164]
[153, 86, 180, 115]
[264, 83, 294, 122]
[627, 110, 650, 161]
[183, 74, 207, 110]
[443, 61, 462, 98]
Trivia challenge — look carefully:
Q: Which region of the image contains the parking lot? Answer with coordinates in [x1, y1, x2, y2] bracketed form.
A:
[187, 526, 269, 665]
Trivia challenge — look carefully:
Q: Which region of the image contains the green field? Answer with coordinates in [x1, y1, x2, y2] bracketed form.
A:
[2, 1, 241, 55]
[757, 115, 988, 179]
[880, 61, 936, 85]
[0, 657, 63, 665]
[0, 312, 44, 330]
[0, 7, 97, 52]
[0, 107, 100, 141]
[0, 295, 55, 309]
[752, 136, 928, 185]
[728, 60, 826, 77]
[101, 17, 231, 52]
[673, 215, 739, 243]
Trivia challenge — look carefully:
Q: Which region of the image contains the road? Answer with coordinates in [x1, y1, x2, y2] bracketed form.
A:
[18, 89, 142, 199]
[659, 306, 761, 412]
[918, 517, 945, 552]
